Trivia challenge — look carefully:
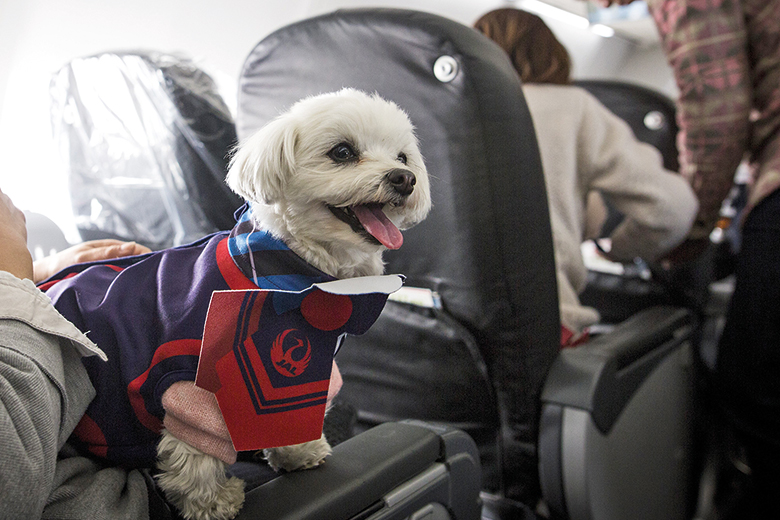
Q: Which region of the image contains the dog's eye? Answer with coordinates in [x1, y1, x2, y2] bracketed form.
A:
[328, 143, 358, 163]
[397, 152, 408, 165]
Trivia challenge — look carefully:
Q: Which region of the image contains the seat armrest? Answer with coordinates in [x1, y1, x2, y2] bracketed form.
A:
[542, 305, 692, 434]
[240, 421, 481, 520]
[540, 306, 695, 520]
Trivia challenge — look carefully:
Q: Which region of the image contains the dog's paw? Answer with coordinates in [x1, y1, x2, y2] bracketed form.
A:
[174, 476, 245, 520]
[157, 429, 245, 520]
[262, 433, 332, 472]
[159, 464, 245, 520]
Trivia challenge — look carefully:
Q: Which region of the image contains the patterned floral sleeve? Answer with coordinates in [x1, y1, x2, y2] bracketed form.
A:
[646, 0, 752, 240]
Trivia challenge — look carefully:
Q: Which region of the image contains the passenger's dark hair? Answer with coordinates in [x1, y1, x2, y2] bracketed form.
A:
[474, 8, 571, 85]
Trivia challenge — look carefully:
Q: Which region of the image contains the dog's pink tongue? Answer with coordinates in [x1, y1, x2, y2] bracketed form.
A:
[352, 204, 403, 249]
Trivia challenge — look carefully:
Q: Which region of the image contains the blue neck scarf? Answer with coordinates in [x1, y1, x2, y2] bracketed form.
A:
[227, 204, 334, 290]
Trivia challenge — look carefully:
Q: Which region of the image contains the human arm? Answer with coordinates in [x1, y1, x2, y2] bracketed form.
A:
[0, 189, 33, 280]
[645, 0, 751, 241]
[1, 188, 150, 282]
[34, 239, 151, 283]
[577, 90, 698, 262]
[0, 284, 95, 518]
[0, 273, 150, 519]
[0, 267, 110, 518]
[0, 191, 148, 518]
[578, 0, 751, 244]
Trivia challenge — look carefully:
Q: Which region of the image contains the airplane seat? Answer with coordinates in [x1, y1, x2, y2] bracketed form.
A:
[576, 80, 679, 172]
[235, 7, 558, 516]
[573, 80, 737, 520]
[239, 420, 483, 520]
[50, 51, 244, 251]
[541, 82, 702, 520]
[235, 9, 698, 520]
[45, 12, 698, 519]
[48, 47, 483, 520]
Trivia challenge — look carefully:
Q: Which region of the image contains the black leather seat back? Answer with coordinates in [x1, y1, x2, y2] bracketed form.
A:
[237, 8, 560, 501]
[576, 79, 679, 171]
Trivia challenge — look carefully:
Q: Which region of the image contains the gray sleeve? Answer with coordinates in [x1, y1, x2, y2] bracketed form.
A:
[0, 319, 149, 520]
[0, 320, 85, 519]
[45, 444, 151, 520]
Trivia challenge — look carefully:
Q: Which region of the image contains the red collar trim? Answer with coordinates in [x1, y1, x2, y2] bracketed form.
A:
[216, 237, 259, 290]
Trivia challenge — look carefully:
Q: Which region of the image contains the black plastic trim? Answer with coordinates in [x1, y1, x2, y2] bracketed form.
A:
[541, 306, 692, 433]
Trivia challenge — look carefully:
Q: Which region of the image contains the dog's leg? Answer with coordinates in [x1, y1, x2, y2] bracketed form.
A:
[157, 429, 245, 520]
[262, 433, 332, 472]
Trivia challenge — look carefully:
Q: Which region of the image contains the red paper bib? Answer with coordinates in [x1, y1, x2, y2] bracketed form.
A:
[195, 275, 402, 450]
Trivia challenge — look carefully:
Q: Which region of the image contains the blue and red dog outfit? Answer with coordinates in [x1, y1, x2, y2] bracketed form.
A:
[42, 205, 384, 467]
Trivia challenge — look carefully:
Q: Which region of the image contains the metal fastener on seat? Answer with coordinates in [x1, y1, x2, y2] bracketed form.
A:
[433, 56, 458, 83]
[643, 110, 665, 131]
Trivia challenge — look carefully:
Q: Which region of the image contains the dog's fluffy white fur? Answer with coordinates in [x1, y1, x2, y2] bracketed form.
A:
[157, 89, 430, 519]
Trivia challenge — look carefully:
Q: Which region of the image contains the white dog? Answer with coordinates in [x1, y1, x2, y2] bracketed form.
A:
[154, 88, 431, 519]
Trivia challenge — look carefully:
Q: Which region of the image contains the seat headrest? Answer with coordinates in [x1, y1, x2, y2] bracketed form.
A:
[237, 8, 559, 345]
[576, 80, 679, 172]
[51, 51, 243, 249]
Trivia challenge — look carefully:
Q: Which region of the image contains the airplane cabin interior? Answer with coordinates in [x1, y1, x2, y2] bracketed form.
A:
[0, 1, 768, 520]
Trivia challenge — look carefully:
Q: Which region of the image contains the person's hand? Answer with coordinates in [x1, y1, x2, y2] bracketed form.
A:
[33, 239, 151, 283]
[0, 189, 34, 280]
[660, 237, 710, 267]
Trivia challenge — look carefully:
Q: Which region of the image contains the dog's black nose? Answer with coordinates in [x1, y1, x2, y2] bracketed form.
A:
[387, 169, 416, 196]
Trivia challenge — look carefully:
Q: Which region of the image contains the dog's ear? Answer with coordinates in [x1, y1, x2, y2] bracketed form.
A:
[226, 116, 298, 204]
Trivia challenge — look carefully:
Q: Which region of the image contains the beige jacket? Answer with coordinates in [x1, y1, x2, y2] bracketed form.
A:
[523, 84, 698, 331]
